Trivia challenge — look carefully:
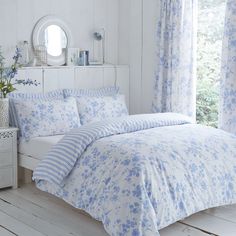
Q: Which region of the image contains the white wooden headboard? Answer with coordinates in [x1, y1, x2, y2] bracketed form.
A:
[14, 64, 130, 109]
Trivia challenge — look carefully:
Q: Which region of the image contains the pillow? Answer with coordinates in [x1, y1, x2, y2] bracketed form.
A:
[8, 89, 64, 100]
[77, 94, 129, 125]
[8, 90, 64, 127]
[63, 86, 119, 98]
[12, 97, 81, 141]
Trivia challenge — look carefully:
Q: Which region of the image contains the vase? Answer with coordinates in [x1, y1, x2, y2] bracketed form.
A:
[0, 98, 9, 128]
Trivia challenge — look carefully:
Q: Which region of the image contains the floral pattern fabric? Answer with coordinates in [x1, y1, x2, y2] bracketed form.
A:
[76, 95, 129, 125]
[34, 114, 236, 236]
[8, 90, 64, 128]
[219, 0, 236, 134]
[13, 97, 80, 141]
[152, 0, 197, 118]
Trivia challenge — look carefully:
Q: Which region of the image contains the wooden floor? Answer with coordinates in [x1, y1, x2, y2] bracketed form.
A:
[0, 185, 236, 236]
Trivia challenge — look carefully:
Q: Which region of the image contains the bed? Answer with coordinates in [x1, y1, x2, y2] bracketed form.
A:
[15, 112, 236, 235]
[11, 81, 236, 235]
[31, 114, 236, 236]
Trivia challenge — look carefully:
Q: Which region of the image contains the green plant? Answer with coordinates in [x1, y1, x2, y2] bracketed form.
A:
[0, 46, 22, 98]
[196, 80, 219, 127]
[197, 0, 226, 127]
[0, 47, 39, 98]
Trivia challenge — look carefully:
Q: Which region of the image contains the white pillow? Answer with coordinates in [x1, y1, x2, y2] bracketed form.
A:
[13, 97, 81, 141]
[77, 94, 129, 125]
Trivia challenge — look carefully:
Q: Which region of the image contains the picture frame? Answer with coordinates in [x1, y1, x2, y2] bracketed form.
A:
[66, 48, 80, 66]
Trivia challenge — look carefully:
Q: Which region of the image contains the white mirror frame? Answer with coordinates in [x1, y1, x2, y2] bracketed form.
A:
[32, 15, 73, 66]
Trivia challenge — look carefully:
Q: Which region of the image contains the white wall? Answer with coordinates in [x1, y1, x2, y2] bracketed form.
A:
[118, 0, 158, 114]
[0, 0, 158, 114]
[118, 0, 142, 114]
[0, 0, 119, 64]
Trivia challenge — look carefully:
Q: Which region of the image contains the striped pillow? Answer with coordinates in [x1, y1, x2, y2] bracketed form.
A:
[63, 86, 119, 98]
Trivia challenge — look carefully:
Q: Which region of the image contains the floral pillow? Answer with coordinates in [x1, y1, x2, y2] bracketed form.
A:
[12, 97, 81, 141]
[8, 90, 64, 128]
[77, 94, 129, 125]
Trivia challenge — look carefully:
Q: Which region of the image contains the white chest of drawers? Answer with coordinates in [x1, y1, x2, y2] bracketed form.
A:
[13, 65, 130, 110]
[0, 128, 18, 189]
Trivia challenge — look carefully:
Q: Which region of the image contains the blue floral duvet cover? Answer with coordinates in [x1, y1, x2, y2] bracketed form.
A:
[33, 113, 236, 236]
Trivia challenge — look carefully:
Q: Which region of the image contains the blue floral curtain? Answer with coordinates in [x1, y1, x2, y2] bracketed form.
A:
[152, 0, 197, 118]
[219, 0, 236, 134]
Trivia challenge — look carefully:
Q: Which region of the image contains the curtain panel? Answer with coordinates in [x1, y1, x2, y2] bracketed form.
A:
[152, 0, 197, 118]
[219, 0, 236, 134]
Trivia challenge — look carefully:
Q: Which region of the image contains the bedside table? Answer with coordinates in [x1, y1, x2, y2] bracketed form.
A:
[0, 128, 18, 189]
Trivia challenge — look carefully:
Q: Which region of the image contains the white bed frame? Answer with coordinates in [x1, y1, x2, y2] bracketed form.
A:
[18, 153, 40, 171]
[16, 65, 130, 176]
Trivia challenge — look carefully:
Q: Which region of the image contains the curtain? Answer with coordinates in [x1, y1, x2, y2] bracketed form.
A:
[152, 0, 197, 118]
[219, 0, 236, 134]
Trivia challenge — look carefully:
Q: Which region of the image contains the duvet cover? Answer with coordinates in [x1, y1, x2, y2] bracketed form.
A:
[33, 113, 236, 236]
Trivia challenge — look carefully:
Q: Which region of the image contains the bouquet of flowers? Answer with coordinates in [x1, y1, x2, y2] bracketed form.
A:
[0, 46, 38, 98]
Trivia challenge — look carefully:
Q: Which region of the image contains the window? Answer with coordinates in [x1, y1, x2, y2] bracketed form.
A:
[197, 0, 226, 127]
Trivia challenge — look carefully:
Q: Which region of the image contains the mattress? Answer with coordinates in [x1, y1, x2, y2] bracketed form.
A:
[18, 135, 64, 160]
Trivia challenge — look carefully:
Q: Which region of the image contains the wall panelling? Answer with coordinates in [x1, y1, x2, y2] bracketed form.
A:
[0, 0, 119, 64]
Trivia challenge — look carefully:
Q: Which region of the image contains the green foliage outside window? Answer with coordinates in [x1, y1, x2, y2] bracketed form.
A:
[197, 0, 226, 127]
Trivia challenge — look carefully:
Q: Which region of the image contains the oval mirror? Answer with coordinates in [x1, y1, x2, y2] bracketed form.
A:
[44, 25, 67, 57]
[33, 15, 72, 66]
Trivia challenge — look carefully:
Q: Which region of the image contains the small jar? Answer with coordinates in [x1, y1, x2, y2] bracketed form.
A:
[34, 45, 47, 66]
[78, 50, 89, 66]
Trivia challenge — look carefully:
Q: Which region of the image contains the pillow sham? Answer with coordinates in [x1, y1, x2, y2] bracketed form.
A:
[77, 94, 129, 125]
[63, 86, 119, 98]
[8, 90, 64, 127]
[8, 89, 64, 100]
[12, 97, 81, 141]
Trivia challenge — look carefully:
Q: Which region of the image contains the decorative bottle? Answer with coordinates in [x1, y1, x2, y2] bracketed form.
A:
[22, 41, 29, 66]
